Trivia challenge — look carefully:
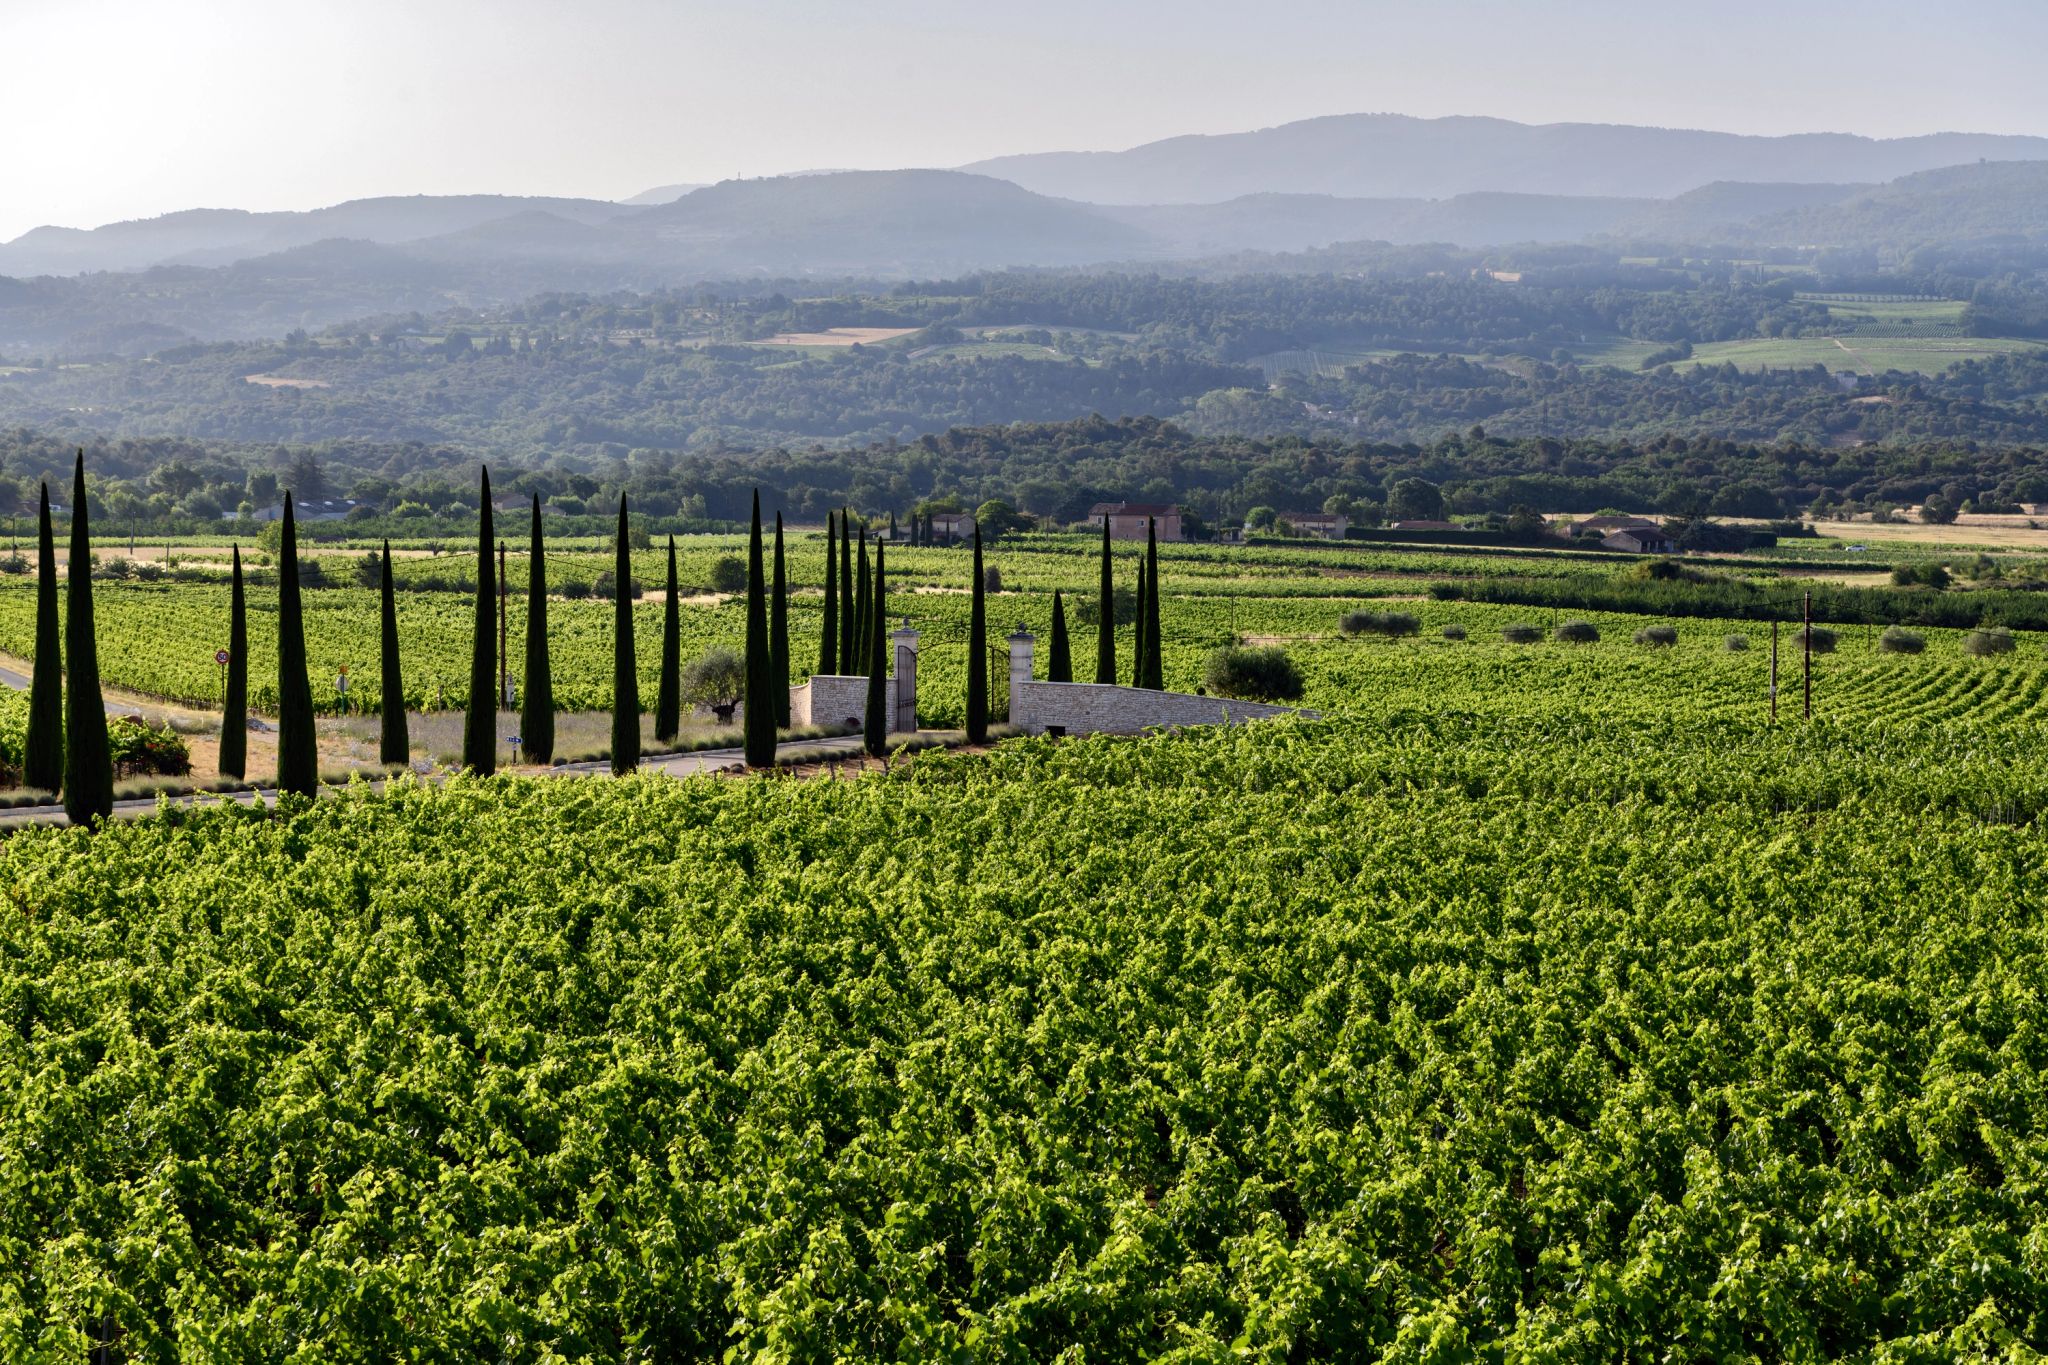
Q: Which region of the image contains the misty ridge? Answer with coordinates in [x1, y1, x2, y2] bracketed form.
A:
[3, 113, 2048, 351]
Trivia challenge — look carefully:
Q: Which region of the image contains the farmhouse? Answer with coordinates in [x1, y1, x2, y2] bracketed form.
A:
[1601, 526, 1677, 554]
[929, 513, 976, 543]
[1565, 514, 1659, 537]
[1280, 511, 1351, 539]
[1089, 502, 1183, 541]
[251, 499, 357, 523]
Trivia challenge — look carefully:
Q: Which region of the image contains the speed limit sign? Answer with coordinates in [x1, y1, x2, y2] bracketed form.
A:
[215, 649, 230, 665]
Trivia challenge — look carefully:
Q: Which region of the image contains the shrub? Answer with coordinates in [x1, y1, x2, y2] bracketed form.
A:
[1502, 622, 1542, 644]
[1724, 634, 1751, 652]
[1879, 627, 1926, 654]
[591, 570, 643, 601]
[1202, 646, 1305, 703]
[1441, 624, 1467, 641]
[709, 556, 748, 594]
[0, 553, 28, 575]
[1802, 625, 1837, 654]
[1555, 620, 1601, 644]
[982, 566, 1003, 594]
[133, 561, 164, 582]
[561, 578, 593, 600]
[106, 716, 192, 778]
[1340, 609, 1420, 638]
[1964, 628, 2016, 657]
[1633, 624, 1678, 647]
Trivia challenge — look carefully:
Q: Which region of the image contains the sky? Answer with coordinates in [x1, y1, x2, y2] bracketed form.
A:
[6, 0, 2048, 241]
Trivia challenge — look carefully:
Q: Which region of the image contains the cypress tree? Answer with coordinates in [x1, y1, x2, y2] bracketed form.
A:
[743, 490, 776, 768]
[1048, 589, 1072, 684]
[22, 483, 63, 791]
[853, 524, 870, 673]
[864, 539, 888, 756]
[62, 454, 112, 824]
[274, 493, 318, 797]
[462, 468, 497, 774]
[1142, 517, 1165, 690]
[967, 521, 988, 744]
[1131, 553, 1149, 688]
[1094, 517, 1116, 684]
[818, 511, 839, 673]
[610, 496, 640, 775]
[838, 511, 856, 670]
[521, 495, 554, 764]
[888, 510, 898, 542]
[219, 544, 248, 780]
[655, 537, 681, 741]
[377, 540, 407, 766]
[772, 512, 791, 726]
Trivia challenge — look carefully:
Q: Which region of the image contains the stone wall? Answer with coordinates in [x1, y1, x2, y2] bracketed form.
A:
[789, 674, 895, 729]
[1011, 680, 1306, 736]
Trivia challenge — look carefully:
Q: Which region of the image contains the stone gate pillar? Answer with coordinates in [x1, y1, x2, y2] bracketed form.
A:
[1008, 627, 1035, 732]
[891, 619, 918, 733]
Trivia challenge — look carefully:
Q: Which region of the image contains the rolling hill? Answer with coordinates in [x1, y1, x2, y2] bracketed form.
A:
[961, 112, 2048, 205]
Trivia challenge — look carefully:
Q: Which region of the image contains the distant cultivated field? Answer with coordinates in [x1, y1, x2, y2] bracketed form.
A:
[1810, 517, 2048, 551]
[1677, 335, 2040, 375]
[751, 327, 920, 346]
[243, 373, 333, 389]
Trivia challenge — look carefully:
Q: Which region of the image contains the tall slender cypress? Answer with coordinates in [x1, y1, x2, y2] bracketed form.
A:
[853, 524, 870, 674]
[462, 468, 497, 774]
[22, 483, 63, 791]
[62, 454, 112, 823]
[1047, 589, 1072, 684]
[888, 511, 898, 542]
[610, 496, 640, 775]
[743, 490, 776, 767]
[218, 544, 249, 779]
[771, 512, 790, 726]
[275, 493, 318, 797]
[838, 510, 856, 670]
[1094, 517, 1116, 684]
[864, 539, 889, 756]
[967, 521, 988, 744]
[1131, 554, 1149, 688]
[655, 537, 681, 741]
[1142, 517, 1165, 690]
[521, 495, 554, 764]
[377, 538, 407, 765]
[819, 512, 839, 674]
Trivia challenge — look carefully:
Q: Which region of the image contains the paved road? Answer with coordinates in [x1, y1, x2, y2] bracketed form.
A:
[0, 657, 165, 719]
[0, 730, 887, 830]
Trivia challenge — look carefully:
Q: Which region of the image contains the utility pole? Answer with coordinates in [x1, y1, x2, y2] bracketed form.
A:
[1770, 621, 1778, 723]
[497, 541, 510, 709]
[1802, 591, 1812, 721]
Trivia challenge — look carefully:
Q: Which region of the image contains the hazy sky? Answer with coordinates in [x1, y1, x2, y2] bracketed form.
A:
[7, 0, 2047, 241]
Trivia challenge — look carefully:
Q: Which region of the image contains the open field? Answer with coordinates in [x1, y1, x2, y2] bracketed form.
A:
[1809, 517, 2048, 551]
[1798, 295, 1967, 328]
[241, 372, 333, 388]
[1678, 334, 2042, 375]
[749, 326, 921, 346]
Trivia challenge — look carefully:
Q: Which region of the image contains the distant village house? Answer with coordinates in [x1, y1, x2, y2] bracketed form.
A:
[1090, 502, 1183, 541]
[1279, 511, 1351, 539]
[1600, 525, 1676, 554]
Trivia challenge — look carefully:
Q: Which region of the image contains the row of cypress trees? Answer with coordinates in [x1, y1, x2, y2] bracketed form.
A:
[20, 453, 115, 823]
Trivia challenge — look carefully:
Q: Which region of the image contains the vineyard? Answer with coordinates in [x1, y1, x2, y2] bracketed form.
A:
[2, 714, 2045, 1358]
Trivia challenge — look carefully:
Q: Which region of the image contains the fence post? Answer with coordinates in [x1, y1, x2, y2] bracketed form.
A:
[1770, 621, 1778, 723]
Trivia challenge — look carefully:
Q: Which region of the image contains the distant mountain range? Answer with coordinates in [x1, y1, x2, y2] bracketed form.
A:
[960, 112, 2048, 204]
[6, 112, 2048, 352]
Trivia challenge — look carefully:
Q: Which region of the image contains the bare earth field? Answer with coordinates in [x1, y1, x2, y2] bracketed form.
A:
[243, 373, 333, 388]
[1810, 517, 2048, 551]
